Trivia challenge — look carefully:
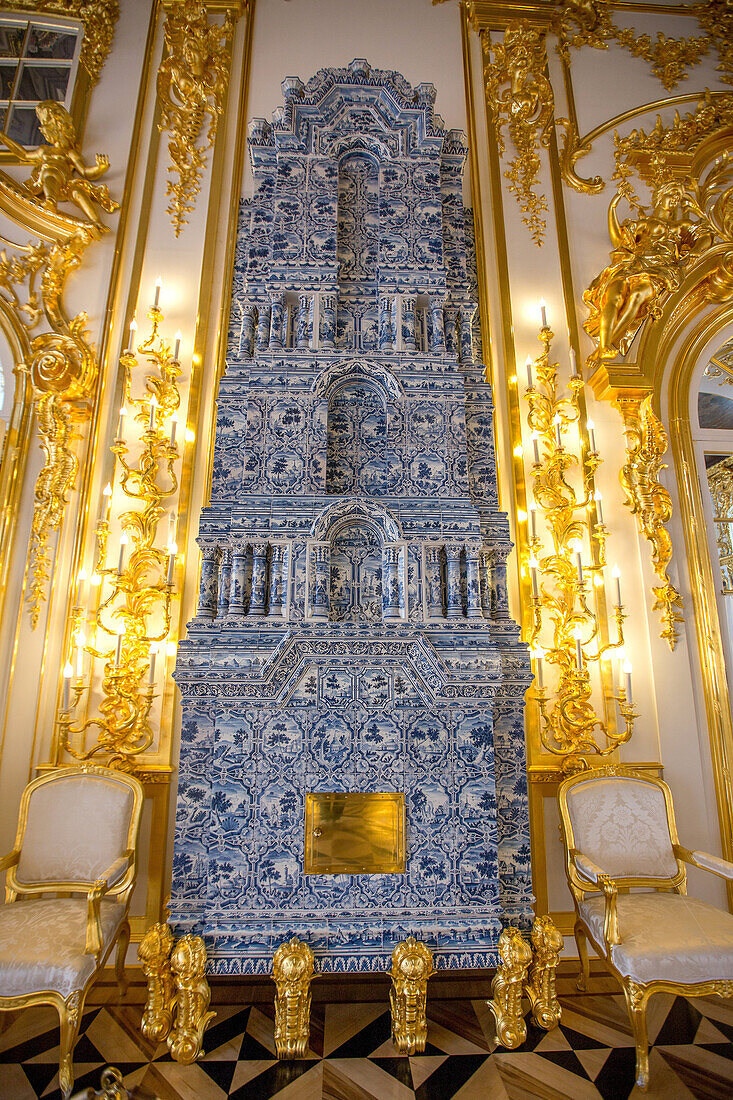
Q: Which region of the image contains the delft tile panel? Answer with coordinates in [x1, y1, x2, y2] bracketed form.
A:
[172, 60, 532, 975]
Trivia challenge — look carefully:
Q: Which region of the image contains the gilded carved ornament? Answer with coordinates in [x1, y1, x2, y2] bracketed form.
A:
[157, 0, 238, 235]
[389, 937, 434, 1055]
[0, 101, 118, 626]
[488, 926, 532, 1048]
[704, 453, 733, 594]
[480, 22, 554, 246]
[272, 936, 314, 1059]
[8, 1, 119, 87]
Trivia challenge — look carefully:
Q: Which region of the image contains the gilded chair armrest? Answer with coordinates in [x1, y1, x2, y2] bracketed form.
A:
[0, 850, 19, 873]
[572, 850, 607, 885]
[85, 851, 134, 956]
[600, 875, 620, 946]
[675, 844, 733, 879]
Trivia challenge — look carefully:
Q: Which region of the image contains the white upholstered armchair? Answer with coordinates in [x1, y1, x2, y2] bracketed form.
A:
[0, 765, 143, 1098]
[558, 765, 733, 1091]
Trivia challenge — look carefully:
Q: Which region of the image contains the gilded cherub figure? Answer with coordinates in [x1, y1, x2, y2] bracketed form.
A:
[583, 181, 698, 362]
[0, 100, 117, 229]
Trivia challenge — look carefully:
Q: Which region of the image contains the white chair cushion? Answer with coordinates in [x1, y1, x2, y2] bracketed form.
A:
[567, 777, 678, 880]
[0, 898, 125, 999]
[579, 892, 733, 985]
[17, 777, 133, 885]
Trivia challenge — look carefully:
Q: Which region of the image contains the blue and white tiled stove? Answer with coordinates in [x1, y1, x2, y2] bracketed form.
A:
[171, 59, 533, 974]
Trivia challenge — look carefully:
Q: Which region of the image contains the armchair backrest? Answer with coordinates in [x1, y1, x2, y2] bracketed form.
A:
[559, 766, 682, 885]
[9, 766, 143, 896]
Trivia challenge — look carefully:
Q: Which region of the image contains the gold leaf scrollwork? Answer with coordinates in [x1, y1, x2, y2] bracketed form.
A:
[272, 936, 314, 1059]
[697, 1, 733, 86]
[389, 937, 434, 1055]
[0, 102, 117, 626]
[480, 22, 554, 246]
[157, 1, 238, 236]
[618, 395, 683, 649]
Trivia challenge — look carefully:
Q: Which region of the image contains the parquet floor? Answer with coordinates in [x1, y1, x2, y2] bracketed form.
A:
[0, 984, 731, 1098]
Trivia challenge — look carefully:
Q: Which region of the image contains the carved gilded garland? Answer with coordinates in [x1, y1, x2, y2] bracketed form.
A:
[157, 1, 240, 235]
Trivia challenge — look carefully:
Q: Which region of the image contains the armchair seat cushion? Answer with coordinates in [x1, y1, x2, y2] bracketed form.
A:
[579, 892, 733, 986]
[0, 898, 125, 999]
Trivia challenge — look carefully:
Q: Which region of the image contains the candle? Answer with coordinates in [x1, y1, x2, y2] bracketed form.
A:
[529, 502, 537, 540]
[533, 647, 544, 690]
[76, 565, 88, 607]
[166, 541, 177, 584]
[531, 430, 540, 465]
[539, 298, 548, 329]
[114, 632, 123, 667]
[553, 414, 562, 449]
[569, 344, 579, 378]
[529, 555, 539, 598]
[623, 658, 633, 705]
[169, 412, 178, 447]
[525, 354, 533, 390]
[594, 490, 604, 525]
[587, 419, 597, 452]
[75, 630, 85, 681]
[573, 627, 583, 668]
[611, 563, 622, 608]
[168, 511, 176, 545]
[116, 404, 127, 441]
[102, 481, 112, 519]
[62, 661, 73, 710]
[128, 318, 137, 354]
[153, 277, 162, 309]
[117, 532, 128, 574]
[148, 643, 157, 686]
[174, 330, 182, 361]
[572, 539, 583, 583]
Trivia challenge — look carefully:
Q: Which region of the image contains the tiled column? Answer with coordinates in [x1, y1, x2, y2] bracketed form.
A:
[217, 548, 232, 618]
[382, 545, 401, 619]
[297, 294, 311, 349]
[311, 544, 330, 618]
[445, 544, 463, 619]
[320, 294, 336, 350]
[268, 544, 286, 616]
[256, 303, 271, 351]
[465, 544, 482, 619]
[270, 293, 285, 349]
[479, 548, 491, 619]
[459, 305, 475, 364]
[444, 306, 458, 357]
[490, 546, 511, 620]
[250, 542, 269, 615]
[228, 545, 248, 616]
[308, 295, 316, 350]
[242, 305, 256, 358]
[196, 546, 219, 620]
[425, 544, 443, 618]
[379, 295, 394, 351]
[430, 299, 446, 353]
[401, 295, 417, 352]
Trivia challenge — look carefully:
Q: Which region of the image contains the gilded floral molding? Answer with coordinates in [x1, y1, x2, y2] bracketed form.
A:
[480, 21, 554, 246]
[157, 0, 238, 235]
[0, 102, 117, 626]
[11, 0, 119, 86]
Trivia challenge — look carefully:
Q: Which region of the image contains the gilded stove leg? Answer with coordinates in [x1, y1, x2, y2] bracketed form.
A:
[488, 927, 532, 1048]
[526, 915, 563, 1030]
[138, 921, 177, 1043]
[272, 936, 315, 1059]
[167, 934, 215, 1063]
[389, 936, 434, 1055]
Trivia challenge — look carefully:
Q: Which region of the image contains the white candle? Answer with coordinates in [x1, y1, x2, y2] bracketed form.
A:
[623, 658, 633, 705]
[529, 502, 537, 540]
[102, 482, 112, 519]
[168, 511, 176, 545]
[531, 430, 540, 465]
[62, 661, 73, 710]
[529, 555, 539, 598]
[166, 541, 177, 584]
[572, 540, 583, 583]
[539, 298, 548, 328]
[174, 330, 182, 361]
[611, 563, 622, 608]
[76, 566, 88, 607]
[525, 354, 533, 390]
[148, 396, 157, 432]
[554, 414, 562, 449]
[587, 419, 597, 452]
[169, 412, 178, 447]
[154, 277, 162, 309]
[117, 532, 128, 574]
[75, 630, 85, 681]
[569, 344, 579, 378]
[115, 632, 123, 667]
[594, 490, 604, 525]
[148, 643, 157, 686]
[534, 647, 544, 690]
[573, 627, 583, 668]
[116, 404, 127, 441]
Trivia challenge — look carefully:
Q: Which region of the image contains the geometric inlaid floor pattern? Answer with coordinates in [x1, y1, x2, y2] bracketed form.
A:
[1, 991, 732, 1099]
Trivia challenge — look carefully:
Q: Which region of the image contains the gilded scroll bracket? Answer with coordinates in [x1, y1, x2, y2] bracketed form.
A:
[272, 936, 315, 1059]
[389, 937, 434, 1055]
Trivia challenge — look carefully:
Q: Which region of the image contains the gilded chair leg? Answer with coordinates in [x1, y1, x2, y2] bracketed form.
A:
[526, 915, 563, 1030]
[624, 981, 650, 1091]
[574, 921, 590, 992]
[115, 918, 131, 999]
[389, 937, 434, 1055]
[168, 933, 215, 1063]
[488, 927, 533, 1049]
[58, 990, 83, 1099]
[139, 921, 176, 1044]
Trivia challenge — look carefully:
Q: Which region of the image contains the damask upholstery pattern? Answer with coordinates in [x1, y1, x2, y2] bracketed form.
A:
[579, 892, 733, 984]
[172, 60, 532, 975]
